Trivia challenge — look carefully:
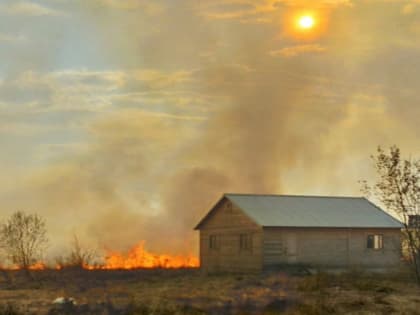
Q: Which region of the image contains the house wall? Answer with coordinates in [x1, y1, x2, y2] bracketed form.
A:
[263, 227, 401, 268]
[198, 198, 263, 273]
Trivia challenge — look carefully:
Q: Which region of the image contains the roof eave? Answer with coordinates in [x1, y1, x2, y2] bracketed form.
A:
[193, 195, 226, 230]
[362, 198, 404, 227]
[262, 225, 403, 229]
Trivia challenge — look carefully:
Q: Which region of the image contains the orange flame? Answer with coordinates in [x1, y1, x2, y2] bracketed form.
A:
[0, 262, 47, 270]
[96, 241, 199, 269]
[1, 241, 199, 270]
[28, 262, 47, 270]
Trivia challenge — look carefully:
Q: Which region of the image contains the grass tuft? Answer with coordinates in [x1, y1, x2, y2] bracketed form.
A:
[297, 272, 333, 292]
[126, 301, 206, 315]
[289, 300, 336, 315]
[0, 303, 22, 315]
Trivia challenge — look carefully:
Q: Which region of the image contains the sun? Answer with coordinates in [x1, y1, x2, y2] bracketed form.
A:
[298, 15, 315, 29]
[284, 10, 326, 39]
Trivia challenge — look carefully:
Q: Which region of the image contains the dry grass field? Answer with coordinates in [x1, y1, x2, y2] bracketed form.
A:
[0, 267, 419, 315]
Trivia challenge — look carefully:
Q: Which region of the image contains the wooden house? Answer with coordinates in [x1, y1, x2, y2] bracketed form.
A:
[194, 194, 403, 272]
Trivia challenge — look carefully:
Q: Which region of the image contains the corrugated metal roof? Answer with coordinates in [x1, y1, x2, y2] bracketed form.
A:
[224, 194, 403, 228]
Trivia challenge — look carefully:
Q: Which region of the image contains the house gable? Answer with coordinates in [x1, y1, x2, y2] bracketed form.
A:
[194, 196, 260, 230]
[196, 196, 263, 272]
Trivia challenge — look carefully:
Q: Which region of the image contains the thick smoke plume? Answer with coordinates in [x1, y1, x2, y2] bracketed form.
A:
[1, 0, 420, 257]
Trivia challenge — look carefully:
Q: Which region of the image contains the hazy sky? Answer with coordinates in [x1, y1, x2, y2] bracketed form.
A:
[0, 0, 419, 256]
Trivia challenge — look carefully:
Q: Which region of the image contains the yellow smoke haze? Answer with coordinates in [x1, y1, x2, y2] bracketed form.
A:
[0, 0, 419, 259]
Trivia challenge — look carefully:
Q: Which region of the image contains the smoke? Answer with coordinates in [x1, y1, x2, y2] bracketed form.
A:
[157, 56, 352, 252]
[0, 0, 356, 256]
[1, 0, 420, 257]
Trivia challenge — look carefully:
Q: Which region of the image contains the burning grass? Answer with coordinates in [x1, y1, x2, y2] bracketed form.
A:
[2, 241, 199, 271]
[97, 241, 199, 270]
[0, 268, 419, 315]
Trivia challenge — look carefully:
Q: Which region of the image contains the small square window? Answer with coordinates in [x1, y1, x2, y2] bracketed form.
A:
[239, 234, 252, 251]
[367, 234, 383, 249]
[209, 234, 220, 250]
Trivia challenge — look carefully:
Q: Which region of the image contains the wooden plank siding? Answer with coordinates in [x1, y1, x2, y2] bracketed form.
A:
[198, 198, 263, 273]
[262, 227, 401, 268]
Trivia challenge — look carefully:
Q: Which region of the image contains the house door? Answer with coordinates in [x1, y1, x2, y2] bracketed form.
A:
[263, 239, 287, 265]
[263, 232, 297, 266]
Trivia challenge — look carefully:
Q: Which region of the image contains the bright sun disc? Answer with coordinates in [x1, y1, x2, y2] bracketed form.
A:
[298, 15, 315, 29]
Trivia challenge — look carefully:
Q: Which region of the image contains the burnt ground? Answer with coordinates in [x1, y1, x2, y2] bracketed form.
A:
[0, 267, 419, 314]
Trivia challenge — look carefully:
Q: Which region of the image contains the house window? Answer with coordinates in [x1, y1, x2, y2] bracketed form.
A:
[239, 234, 252, 251]
[367, 234, 383, 249]
[209, 234, 220, 250]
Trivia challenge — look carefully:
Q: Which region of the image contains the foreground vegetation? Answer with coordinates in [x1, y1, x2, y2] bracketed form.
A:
[0, 267, 419, 315]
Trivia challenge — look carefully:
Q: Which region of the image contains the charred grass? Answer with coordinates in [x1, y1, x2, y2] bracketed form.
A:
[0, 268, 419, 314]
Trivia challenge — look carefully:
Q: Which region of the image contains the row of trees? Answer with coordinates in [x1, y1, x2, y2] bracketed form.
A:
[0, 212, 95, 272]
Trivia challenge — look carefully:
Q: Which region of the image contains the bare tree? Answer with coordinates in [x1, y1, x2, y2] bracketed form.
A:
[67, 234, 96, 269]
[0, 211, 48, 271]
[0, 242, 12, 284]
[361, 146, 420, 284]
[56, 234, 96, 269]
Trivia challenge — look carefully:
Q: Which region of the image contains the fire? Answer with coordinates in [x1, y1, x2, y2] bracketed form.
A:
[1, 241, 199, 270]
[0, 262, 47, 271]
[98, 241, 199, 269]
[28, 262, 47, 270]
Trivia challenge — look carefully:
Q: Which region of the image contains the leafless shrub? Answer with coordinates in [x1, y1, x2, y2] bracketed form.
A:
[0, 211, 48, 272]
[57, 235, 97, 269]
